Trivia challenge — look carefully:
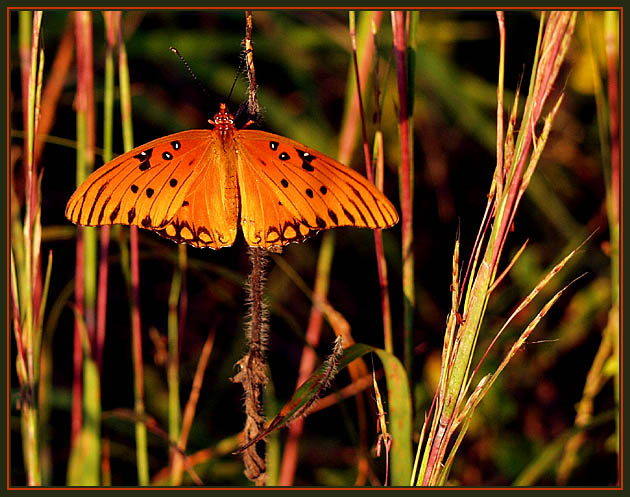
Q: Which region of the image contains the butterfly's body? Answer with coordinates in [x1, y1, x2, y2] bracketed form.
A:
[66, 104, 399, 250]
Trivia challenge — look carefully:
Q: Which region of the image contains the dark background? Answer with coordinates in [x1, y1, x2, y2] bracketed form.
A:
[9, 10, 617, 486]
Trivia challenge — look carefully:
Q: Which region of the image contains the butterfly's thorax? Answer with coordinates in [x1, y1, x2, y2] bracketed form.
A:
[207, 104, 240, 217]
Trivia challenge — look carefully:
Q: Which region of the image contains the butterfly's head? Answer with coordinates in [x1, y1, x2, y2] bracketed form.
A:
[209, 103, 236, 134]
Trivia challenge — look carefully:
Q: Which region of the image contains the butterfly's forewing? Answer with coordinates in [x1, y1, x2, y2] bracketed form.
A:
[236, 130, 399, 248]
[66, 130, 214, 229]
[66, 129, 240, 249]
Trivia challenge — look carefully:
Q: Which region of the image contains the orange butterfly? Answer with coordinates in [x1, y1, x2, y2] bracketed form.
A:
[66, 104, 399, 250]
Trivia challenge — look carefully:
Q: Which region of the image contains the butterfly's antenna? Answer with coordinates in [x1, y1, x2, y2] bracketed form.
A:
[227, 48, 251, 103]
[169, 46, 212, 100]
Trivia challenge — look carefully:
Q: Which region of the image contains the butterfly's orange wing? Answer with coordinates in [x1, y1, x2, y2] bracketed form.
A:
[235, 130, 399, 249]
[65, 130, 240, 249]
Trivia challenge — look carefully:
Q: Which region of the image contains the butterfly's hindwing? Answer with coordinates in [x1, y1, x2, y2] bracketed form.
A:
[237, 130, 399, 236]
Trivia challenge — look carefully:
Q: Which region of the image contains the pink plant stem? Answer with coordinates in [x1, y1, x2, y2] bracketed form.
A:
[279, 13, 382, 485]
[392, 10, 414, 371]
[337, 11, 382, 164]
[130, 226, 144, 409]
[278, 308, 322, 485]
[496, 11, 505, 198]
[96, 12, 117, 376]
[72, 229, 84, 445]
[96, 226, 110, 374]
[349, 13, 392, 351]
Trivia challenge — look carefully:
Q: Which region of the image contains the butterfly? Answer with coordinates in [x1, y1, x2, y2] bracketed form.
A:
[65, 103, 399, 250]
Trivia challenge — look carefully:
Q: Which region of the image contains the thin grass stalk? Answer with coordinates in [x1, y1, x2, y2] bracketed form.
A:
[495, 12, 506, 200]
[96, 11, 116, 374]
[14, 10, 43, 485]
[278, 231, 334, 485]
[170, 326, 216, 485]
[33, 21, 74, 480]
[66, 11, 100, 485]
[391, 10, 415, 374]
[278, 12, 378, 486]
[338, 11, 382, 165]
[417, 11, 576, 486]
[370, 12, 394, 354]
[75, 11, 97, 342]
[167, 244, 185, 481]
[349, 11, 393, 356]
[19, 11, 31, 152]
[556, 12, 619, 484]
[34, 18, 74, 168]
[604, 11, 620, 470]
[116, 12, 149, 485]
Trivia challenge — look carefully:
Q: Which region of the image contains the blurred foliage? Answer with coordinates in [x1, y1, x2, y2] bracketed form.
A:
[9, 10, 617, 486]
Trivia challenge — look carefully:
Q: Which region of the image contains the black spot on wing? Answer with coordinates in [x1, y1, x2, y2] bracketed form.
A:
[297, 149, 315, 163]
[141, 215, 152, 228]
[134, 148, 153, 161]
[297, 150, 315, 171]
[128, 207, 136, 224]
[135, 148, 153, 171]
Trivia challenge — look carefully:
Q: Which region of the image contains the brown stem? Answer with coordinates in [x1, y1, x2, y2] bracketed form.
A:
[231, 12, 268, 485]
[231, 247, 269, 485]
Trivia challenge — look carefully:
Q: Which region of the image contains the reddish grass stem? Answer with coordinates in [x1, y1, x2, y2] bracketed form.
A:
[349, 12, 393, 354]
[279, 13, 383, 485]
[391, 11, 415, 373]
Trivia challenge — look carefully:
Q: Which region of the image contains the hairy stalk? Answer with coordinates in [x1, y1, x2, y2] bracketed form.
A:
[232, 247, 269, 485]
[231, 11, 269, 485]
